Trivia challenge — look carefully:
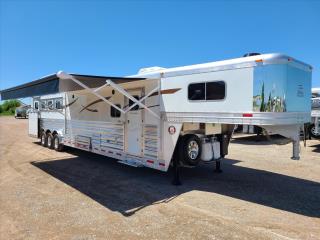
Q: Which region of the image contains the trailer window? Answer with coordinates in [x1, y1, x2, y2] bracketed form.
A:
[55, 99, 63, 109]
[34, 101, 39, 110]
[47, 100, 53, 110]
[111, 104, 121, 118]
[188, 83, 205, 100]
[206, 81, 225, 100]
[188, 81, 225, 101]
[41, 101, 46, 109]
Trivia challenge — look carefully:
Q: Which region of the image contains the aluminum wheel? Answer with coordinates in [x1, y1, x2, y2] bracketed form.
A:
[54, 137, 59, 150]
[311, 125, 320, 137]
[46, 133, 54, 149]
[187, 140, 199, 160]
[41, 134, 46, 145]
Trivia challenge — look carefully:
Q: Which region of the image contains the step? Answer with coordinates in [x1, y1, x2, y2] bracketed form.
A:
[118, 159, 144, 167]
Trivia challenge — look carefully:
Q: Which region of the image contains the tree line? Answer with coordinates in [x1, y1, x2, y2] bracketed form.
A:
[0, 100, 21, 116]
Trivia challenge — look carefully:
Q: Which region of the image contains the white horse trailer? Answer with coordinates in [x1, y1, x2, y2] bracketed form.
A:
[0, 53, 312, 183]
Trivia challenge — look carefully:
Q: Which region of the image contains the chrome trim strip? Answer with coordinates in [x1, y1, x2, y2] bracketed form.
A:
[164, 112, 310, 125]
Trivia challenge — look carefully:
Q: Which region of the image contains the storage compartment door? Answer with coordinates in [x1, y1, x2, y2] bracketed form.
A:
[28, 112, 39, 137]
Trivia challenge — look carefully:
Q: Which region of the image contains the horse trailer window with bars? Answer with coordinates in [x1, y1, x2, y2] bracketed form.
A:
[55, 99, 63, 109]
[111, 104, 121, 117]
[188, 81, 225, 101]
[41, 100, 46, 109]
[47, 100, 53, 110]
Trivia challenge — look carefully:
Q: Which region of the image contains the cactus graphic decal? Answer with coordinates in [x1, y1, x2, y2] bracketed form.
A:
[253, 65, 287, 112]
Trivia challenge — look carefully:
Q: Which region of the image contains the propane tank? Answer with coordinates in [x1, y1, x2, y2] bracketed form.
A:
[211, 137, 221, 160]
[201, 138, 213, 161]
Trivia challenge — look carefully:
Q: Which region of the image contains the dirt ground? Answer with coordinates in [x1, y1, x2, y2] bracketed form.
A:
[0, 116, 319, 240]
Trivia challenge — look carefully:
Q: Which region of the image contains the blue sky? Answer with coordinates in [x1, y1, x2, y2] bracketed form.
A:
[1, 0, 319, 97]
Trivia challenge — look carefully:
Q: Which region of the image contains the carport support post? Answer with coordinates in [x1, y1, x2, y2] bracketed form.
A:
[172, 156, 181, 185]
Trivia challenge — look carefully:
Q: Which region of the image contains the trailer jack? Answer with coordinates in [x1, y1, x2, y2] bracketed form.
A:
[214, 160, 222, 173]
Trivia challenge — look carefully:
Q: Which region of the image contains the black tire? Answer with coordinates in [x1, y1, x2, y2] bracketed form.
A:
[40, 132, 47, 147]
[309, 124, 320, 139]
[53, 135, 64, 152]
[47, 133, 54, 149]
[180, 135, 202, 166]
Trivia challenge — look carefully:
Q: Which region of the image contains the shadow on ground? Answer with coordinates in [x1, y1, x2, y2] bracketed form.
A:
[31, 146, 320, 218]
[309, 143, 320, 153]
[231, 134, 291, 145]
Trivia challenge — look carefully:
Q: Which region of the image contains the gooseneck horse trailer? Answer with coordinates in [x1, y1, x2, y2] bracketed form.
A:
[0, 53, 312, 183]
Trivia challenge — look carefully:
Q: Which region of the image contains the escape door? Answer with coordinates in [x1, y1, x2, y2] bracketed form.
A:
[126, 90, 143, 156]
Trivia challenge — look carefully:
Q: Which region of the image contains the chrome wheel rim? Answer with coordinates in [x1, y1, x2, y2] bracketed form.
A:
[311, 126, 320, 136]
[47, 136, 52, 147]
[41, 135, 45, 145]
[54, 137, 59, 149]
[187, 140, 199, 160]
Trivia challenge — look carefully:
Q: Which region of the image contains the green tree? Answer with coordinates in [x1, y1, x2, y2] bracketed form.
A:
[2, 100, 20, 110]
[0, 100, 21, 115]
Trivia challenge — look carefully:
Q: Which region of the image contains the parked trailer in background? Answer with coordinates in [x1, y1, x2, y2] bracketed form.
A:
[0, 53, 312, 183]
[310, 88, 320, 139]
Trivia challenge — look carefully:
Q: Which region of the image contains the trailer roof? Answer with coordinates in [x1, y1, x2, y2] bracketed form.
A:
[0, 73, 145, 100]
[130, 53, 313, 78]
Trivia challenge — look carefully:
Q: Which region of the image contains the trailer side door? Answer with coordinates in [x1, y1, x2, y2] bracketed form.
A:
[126, 90, 143, 156]
[28, 100, 39, 138]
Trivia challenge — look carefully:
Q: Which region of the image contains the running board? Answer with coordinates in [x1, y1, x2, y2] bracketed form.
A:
[118, 159, 144, 167]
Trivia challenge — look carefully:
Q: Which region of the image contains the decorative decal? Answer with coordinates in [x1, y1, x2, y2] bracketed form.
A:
[253, 65, 287, 112]
[149, 88, 181, 97]
[79, 96, 111, 113]
[160, 88, 181, 95]
[63, 97, 79, 109]
[297, 84, 304, 97]
[80, 105, 98, 112]
[253, 82, 286, 112]
[168, 126, 176, 135]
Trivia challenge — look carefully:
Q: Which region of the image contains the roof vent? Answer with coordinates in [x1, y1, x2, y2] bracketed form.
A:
[138, 66, 166, 74]
[243, 53, 261, 57]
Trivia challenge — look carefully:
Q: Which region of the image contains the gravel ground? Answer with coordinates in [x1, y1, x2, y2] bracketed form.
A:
[0, 116, 319, 240]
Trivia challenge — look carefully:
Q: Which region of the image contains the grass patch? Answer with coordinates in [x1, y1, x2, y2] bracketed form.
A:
[0, 111, 15, 116]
